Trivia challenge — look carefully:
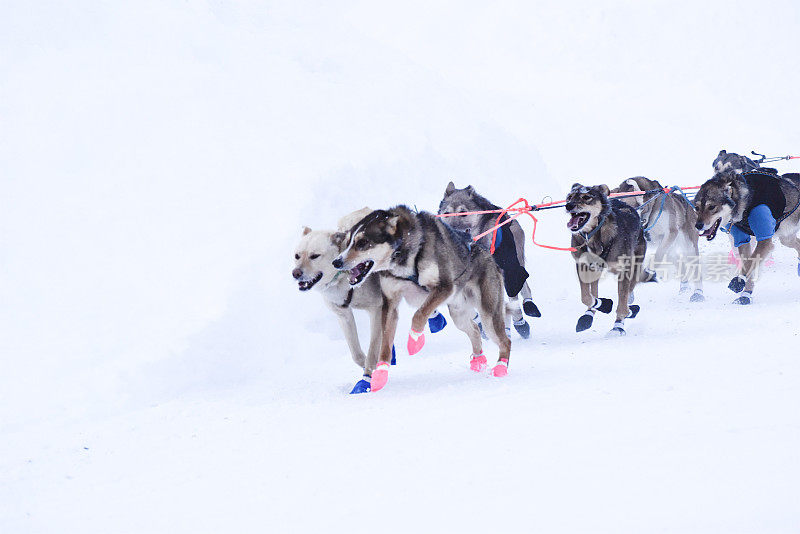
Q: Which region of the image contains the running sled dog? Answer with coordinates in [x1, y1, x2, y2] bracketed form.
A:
[565, 183, 646, 335]
[694, 168, 800, 304]
[292, 209, 386, 391]
[611, 176, 704, 302]
[333, 205, 512, 392]
[438, 182, 541, 339]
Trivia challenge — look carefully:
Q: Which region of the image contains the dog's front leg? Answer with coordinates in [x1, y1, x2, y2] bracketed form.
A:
[327, 303, 366, 369]
[735, 238, 774, 303]
[407, 284, 453, 355]
[370, 293, 402, 392]
[575, 265, 612, 332]
[364, 306, 383, 376]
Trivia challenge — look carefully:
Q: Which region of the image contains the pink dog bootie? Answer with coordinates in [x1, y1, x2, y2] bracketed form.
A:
[492, 358, 509, 377]
[370, 362, 390, 392]
[469, 353, 487, 372]
[407, 329, 425, 355]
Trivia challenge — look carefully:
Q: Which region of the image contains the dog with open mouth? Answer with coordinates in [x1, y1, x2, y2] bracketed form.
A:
[566, 183, 647, 336]
[694, 169, 800, 304]
[292, 208, 389, 392]
[332, 205, 511, 392]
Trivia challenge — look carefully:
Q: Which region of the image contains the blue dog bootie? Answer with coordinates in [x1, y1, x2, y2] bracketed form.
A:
[428, 311, 447, 333]
[349, 376, 371, 394]
[391, 344, 396, 365]
[797, 259, 800, 277]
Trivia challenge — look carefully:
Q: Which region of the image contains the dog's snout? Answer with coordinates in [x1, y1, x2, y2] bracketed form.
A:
[565, 202, 576, 211]
[695, 221, 704, 231]
[332, 257, 344, 269]
[292, 268, 303, 279]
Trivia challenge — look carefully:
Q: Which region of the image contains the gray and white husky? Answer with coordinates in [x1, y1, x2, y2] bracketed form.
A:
[437, 182, 540, 339]
[694, 169, 800, 304]
[333, 205, 512, 392]
[565, 183, 647, 336]
[611, 176, 704, 302]
[292, 208, 385, 379]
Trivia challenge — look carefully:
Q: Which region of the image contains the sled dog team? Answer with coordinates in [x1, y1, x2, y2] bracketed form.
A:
[292, 150, 800, 393]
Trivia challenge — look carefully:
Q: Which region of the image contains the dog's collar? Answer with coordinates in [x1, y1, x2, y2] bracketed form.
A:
[325, 270, 345, 289]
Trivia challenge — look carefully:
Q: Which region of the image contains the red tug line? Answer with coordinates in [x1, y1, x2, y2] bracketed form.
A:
[436, 186, 702, 254]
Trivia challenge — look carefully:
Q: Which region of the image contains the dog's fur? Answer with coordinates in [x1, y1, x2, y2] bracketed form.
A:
[334, 205, 511, 373]
[566, 183, 646, 334]
[713, 149, 760, 174]
[611, 176, 704, 301]
[694, 170, 800, 297]
[292, 208, 385, 376]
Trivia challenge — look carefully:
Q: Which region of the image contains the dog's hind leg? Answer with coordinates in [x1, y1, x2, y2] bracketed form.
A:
[778, 233, 800, 276]
[509, 222, 540, 317]
[447, 298, 486, 372]
[475, 282, 512, 377]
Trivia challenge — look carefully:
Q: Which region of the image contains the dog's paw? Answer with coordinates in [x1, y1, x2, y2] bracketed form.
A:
[513, 318, 530, 339]
[728, 275, 746, 293]
[690, 290, 705, 303]
[732, 294, 752, 305]
[370, 362, 390, 392]
[606, 326, 626, 337]
[627, 305, 640, 319]
[491, 358, 508, 377]
[523, 299, 542, 318]
[576, 313, 594, 332]
[407, 329, 425, 355]
[391, 344, 396, 365]
[596, 298, 613, 314]
[349, 379, 371, 394]
[469, 353, 487, 373]
[427, 311, 447, 333]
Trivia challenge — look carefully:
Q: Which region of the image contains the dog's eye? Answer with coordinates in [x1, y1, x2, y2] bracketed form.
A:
[457, 206, 467, 213]
[707, 204, 715, 211]
[309, 253, 320, 260]
[582, 195, 592, 202]
[356, 239, 370, 250]
[294, 254, 300, 260]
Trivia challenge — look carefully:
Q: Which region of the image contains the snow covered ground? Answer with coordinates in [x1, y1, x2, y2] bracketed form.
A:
[2, 1, 800, 533]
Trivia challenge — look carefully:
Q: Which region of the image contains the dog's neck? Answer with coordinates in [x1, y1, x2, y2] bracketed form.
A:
[387, 208, 424, 281]
[729, 174, 752, 223]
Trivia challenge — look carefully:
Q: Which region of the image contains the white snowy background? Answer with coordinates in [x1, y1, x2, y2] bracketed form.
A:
[2, 1, 800, 532]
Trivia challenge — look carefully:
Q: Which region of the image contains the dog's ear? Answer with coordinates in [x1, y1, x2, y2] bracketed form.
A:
[719, 149, 727, 156]
[595, 184, 611, 197]
[445, 181, 456, 195]
[302, 226, 312, 236]
[330, 232, 346, 248]
[465, 185, 475, 196]
[570, 183, 583, 191]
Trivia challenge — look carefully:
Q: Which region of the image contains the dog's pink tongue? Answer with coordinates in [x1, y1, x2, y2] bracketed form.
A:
[567, 214, 582, 230]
